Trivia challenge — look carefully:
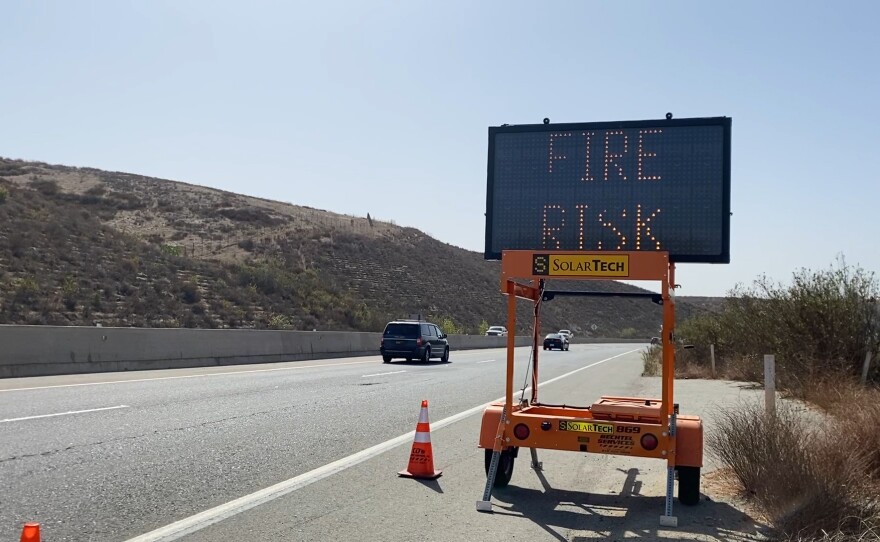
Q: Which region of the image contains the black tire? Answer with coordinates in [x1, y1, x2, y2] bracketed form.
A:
[441, 348, 449, 362]
[543, 346, 548, 350]
[422, 347, 431, 362]
[677, 466, 701, 505]
[484, 448, 515, 487]
[382, 355, 391, 363]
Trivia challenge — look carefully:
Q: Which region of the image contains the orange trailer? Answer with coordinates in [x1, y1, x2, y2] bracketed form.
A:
[476, 250, 702, 526]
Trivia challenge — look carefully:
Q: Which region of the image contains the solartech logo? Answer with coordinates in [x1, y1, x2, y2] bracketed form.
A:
[532, 254, 629, 278]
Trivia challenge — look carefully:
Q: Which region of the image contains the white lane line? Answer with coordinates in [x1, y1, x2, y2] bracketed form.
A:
[0, 348, 530, 393]
[476, 359, 496, 364]
[0, 405, 130, 424]
[361, 370, 406, 378]
[123, 348, 639, 542]
[533, 349, 637, 387]
[0, 360, 380, 393]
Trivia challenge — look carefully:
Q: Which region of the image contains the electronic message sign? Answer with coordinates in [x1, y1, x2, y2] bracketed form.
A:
[485, 116, 731, 263]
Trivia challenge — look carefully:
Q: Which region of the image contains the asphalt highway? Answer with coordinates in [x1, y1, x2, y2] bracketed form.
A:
[1, 343, 663, 541]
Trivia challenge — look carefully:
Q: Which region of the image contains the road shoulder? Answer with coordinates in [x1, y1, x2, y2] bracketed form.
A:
[186, 373, 773, 542]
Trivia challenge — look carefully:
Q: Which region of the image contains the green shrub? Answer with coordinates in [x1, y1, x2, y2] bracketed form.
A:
[236, 263, 284, 295]
[217, 207, 281, 226]
[161, 244, 183, 257]
[121, 257, 139, 274]
[30, 179, 59, 196]
[91, 292, 103, 311]
[435, 315, 464, 335]
[14, 277, 39, 304]
[84, 185, 106, 197]
[0, 186, 8, 203]
[619, 327, 638, 338]
[180, 282, 201, 304]
[676, 256, 880, 390]
[0, 163, 26, 176]
[268, 314, 292, 330]
[478, 319, 489, 335]
[61, 276, 79, 310]
[641, 344, 661, 376]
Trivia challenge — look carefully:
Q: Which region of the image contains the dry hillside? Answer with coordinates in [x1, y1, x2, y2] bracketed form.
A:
[0, 157, 712, 335]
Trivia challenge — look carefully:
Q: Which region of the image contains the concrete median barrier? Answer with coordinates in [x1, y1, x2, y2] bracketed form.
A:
[0, 325, 557, 378]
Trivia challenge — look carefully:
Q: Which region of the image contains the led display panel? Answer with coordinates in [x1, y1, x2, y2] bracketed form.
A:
[485, 117, 731, 263]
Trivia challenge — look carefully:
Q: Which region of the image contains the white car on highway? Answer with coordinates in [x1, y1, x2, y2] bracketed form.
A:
[486, 326, 508, 337]
[558, 329, 573, 340]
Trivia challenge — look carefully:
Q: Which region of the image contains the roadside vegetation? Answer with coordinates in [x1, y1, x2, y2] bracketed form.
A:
[644, 257, 880, 541]
[0, 156, 714, 335]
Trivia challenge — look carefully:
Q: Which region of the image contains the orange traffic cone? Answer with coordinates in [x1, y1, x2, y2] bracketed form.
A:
[398, 399, 442, 479]
[20, 523, 40, 542]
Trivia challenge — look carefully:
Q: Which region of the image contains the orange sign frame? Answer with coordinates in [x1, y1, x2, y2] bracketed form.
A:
[479, 250, 703, 505]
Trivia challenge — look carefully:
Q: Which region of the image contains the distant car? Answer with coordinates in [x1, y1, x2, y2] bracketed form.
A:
[650, 337, 661, 345]
[543, 333, 569, 351]
[486, 326, 508, 337]
[558, 329, 573, 340]
[380, 320, 450, 363]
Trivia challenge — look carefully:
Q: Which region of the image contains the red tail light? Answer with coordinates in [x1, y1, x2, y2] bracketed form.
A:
[640, 433, 659, 450]
[380, 339, 384, 347]
[416, 338, 422, 346]
[513, 423, 531, 440]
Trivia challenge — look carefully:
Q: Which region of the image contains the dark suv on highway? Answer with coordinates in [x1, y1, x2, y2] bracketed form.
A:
[380, 320, 450, 363]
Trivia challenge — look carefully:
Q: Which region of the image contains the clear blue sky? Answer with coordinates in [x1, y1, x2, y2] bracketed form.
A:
[2, 1, 878, 296]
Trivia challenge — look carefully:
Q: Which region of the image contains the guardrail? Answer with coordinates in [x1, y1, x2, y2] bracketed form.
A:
[0, 325, 647, 378]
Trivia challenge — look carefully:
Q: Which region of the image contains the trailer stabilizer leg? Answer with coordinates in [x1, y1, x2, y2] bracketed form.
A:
[477, 408, 508, 513]
[661, 412, 679, 527]
[477, 448, 501, 512]
[529, 447, 543, 471]
[660, 464, 678, 526]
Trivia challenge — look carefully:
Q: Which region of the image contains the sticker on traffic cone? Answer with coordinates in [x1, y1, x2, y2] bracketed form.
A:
[20, 523, 40, 542]
[398, 399, 442, 479]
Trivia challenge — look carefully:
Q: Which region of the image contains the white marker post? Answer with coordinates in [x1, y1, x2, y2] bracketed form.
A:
[764, 355, 776, 417]
[862, 351, 873, 386]
[710, 344, 716, 378]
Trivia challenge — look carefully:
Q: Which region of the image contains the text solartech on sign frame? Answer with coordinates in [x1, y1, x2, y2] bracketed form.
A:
[532, 253, 630, 277]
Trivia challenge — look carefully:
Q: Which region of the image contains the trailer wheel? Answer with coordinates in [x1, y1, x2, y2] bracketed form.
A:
[677, 466, 700, 505]
[484, 448, 516, 487]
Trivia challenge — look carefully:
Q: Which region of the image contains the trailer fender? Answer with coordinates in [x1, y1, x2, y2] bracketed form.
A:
[478, 403, 505, 449]
[675, 415, 703, 468]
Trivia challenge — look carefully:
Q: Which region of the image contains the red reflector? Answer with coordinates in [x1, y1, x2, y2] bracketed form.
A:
[640, 433, 659, 450]
[513, 423, 530, 440]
